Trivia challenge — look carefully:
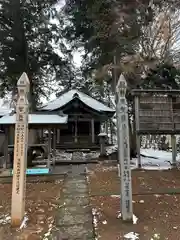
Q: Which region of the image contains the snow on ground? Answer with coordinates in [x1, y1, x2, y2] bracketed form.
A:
[106, 145, 180, 170]
[131, 156, 171, 170]
[141, 148, 180, 161]
[53, 150, 100, 162]
[136, 148, 180, 170]
[124, 232, 139, 240]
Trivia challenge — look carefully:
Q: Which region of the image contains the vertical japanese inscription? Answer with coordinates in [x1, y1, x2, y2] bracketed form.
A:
[15, 109, 25, 195]
[116, 74, 133, 222]
[11, 73, 29, 227]
[122, 123, 131, 213]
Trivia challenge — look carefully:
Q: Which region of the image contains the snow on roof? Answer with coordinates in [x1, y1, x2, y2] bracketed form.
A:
[0, 107, 13, 116]
[0, 114, 68, 125]
[41, 89, 115, 113]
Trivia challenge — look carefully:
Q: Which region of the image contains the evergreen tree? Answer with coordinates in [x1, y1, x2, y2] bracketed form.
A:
[63, 0, 158, 74]
[142, 63, 180, 89]
[0, 0, 73, 109]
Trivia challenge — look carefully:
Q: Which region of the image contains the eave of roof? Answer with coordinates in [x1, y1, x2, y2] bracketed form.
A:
[0, 114, 68, 125]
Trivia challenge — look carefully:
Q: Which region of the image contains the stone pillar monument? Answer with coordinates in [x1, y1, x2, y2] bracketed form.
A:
[11, 72, 29, 227]
[116, 74, 133, 222]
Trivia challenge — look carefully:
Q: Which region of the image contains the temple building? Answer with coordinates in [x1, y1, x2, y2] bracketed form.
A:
[39, 89, 115, 149]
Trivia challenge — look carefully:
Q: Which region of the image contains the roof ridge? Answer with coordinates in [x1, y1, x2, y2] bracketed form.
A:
[40, 88, 115, 112]
[77, 90, 111, 108]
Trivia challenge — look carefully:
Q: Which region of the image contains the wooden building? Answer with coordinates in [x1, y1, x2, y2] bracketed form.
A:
[0, 112, 68, 168]
[39, 89, 115, 148]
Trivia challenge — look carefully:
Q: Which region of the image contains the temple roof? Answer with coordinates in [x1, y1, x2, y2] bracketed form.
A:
[0, 114, 68, 125]
[0, 107, 13, 116]
[40, 89, 115, 113]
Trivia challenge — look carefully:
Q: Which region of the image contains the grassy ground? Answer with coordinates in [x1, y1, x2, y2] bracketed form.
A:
[88, 163, 180, 240]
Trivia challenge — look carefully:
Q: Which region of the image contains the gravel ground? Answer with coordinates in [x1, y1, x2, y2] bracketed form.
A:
[88, 163, 180, 240]
[88, 163, 180, 195]
[0, 180, 63, 240]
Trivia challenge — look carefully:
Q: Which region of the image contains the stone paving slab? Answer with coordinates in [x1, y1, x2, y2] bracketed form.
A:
[57, 212, 92, 226]
[53, 164, 94, 240]
[63, 196, 89, 206]
[63, 182, 87, 190]
[67, 175, 86, 181]
[55, 223, 94, 240]
[65, 179, 87, 185]
[62, 186, 88, 195]
[58, 205, 91, 216]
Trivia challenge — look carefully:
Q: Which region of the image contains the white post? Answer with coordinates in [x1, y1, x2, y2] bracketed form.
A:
[11, 72, 29, 227]
[116, 74, 133, 222]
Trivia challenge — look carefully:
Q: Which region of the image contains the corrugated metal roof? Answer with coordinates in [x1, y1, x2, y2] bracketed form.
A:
[41, 89, 115, 112]
[0, 114, 68, 125]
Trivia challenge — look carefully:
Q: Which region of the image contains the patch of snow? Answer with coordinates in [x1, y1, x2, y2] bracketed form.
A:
[106, 146, 180, 170]
[0, 214, 11, 225]
[117, 212, 121, 219]
[19, 215, 28, 230]
[102, 220, 107, 224]
[133, 214, 138, 224]
[111, 195, 120, 198]
[53, 150, 72, 161]
[92, 208, 98, 228]
[141, 148, 180, 161]
[150, 233, 161, 239]
[117, 212, 138, 224]
[53, 150, 100, 163]
[132, 148, 178, 170]
[106, 145, 118, 155]
[154, 194, 161, 198]
[124, 232, 139, 240]
[139, 200, 144, 204]
[42, 218, 55, 240]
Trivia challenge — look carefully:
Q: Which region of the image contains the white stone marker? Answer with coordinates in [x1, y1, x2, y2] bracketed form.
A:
[116, 74, 133, 222]
[11, 72, 29, 227]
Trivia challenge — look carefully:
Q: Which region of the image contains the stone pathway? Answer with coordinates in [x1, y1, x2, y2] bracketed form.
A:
[52, 164, 95, 240]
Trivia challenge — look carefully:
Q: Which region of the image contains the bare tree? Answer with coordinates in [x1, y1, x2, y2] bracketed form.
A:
[139, 4, 180, 66]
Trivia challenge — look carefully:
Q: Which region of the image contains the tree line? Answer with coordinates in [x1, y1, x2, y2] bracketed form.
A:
[0, 0, 180, 109]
